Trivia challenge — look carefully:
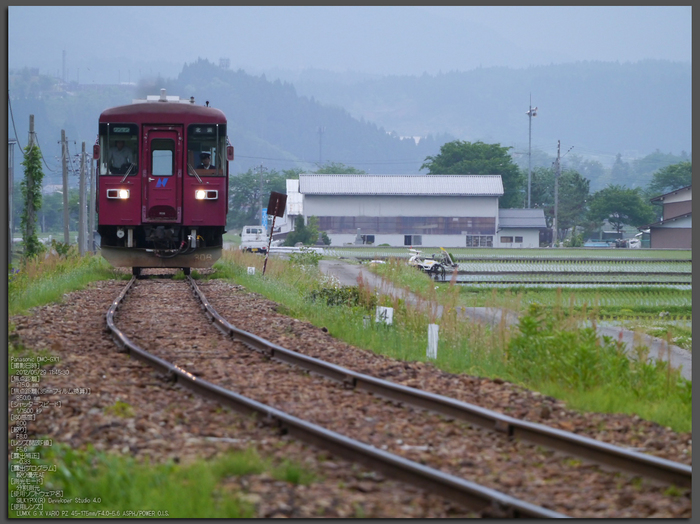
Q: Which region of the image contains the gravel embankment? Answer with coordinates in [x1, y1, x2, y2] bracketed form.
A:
[8, 274, 692, 517]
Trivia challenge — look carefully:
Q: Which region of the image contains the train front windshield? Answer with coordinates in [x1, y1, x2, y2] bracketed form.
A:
[98, 123, 139, 176]
[187, 124, 226, 176]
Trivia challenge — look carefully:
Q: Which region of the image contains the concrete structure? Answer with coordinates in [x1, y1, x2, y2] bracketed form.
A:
[285, 174, 544, 248]
[646, 185, 691, 249]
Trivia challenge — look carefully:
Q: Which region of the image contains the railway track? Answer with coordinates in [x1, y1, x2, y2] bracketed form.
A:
[105, 275, 691, 517]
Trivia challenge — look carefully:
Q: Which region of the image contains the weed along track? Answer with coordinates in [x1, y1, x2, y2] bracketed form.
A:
[104, 275, 691, 518]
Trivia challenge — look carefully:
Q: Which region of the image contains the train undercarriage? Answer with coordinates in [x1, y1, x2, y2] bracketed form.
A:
[98, 225, 224, 273]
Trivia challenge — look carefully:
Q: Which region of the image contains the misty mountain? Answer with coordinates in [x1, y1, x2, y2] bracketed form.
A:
[161, 60, 453, 176]
[272, 60, 691, 163]
[8, 60, 452, 186]
[8, 59, 690, 194]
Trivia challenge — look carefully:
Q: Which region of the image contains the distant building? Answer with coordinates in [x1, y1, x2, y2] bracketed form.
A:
[497, 209, 547, 248]
[283, 174, 544, 248]
[644, 185, 691, 249]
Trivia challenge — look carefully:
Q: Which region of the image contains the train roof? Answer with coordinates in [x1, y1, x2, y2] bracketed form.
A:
[99, 93, 227, 124]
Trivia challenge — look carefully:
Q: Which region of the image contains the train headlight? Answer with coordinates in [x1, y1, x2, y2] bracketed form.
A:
[107, 189, 130, 199]
[195, 189, 218, 200]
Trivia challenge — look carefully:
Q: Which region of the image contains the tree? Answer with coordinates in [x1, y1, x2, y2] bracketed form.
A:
[565, 154, 606, 186]
[609, 153, 633, 187]
[529, 167, 590, 238]
[421, 140, 524, 208]
[313, 162, 366, 174]
[283, 215, 329, 246]
[587, 185, 655, 234]
[633, 150, 690, 187]
[557, 170, 591, 238]
[227, 168, 288, 230]
[647, 161, 691, 196]
[19, 144, 45, 258]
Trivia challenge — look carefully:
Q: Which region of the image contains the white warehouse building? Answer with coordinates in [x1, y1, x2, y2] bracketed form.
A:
[283, 174, 545, 248]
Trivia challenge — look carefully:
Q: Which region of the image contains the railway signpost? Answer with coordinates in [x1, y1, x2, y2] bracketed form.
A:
[262, 191, 288, 276]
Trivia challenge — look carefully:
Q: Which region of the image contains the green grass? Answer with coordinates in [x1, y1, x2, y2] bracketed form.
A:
[213, 250, 691, 433]
[9, 249, 117, 316]
[8, 441, 321, 518]
[7, 443, 284, 518]
[223, 230, 242, 246]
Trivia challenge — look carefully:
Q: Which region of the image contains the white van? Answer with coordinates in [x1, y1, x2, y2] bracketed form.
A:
[240, 225, 269, 253]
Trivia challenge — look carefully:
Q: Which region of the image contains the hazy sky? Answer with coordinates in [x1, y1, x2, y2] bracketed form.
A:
[8, 6, 691, 83]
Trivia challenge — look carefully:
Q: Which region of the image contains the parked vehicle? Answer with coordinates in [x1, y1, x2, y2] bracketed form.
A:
[240, 225, 269, 254]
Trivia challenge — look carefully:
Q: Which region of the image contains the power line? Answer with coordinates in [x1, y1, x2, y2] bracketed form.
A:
[33, 133, 59, 173]
[67, 139, 80, 176]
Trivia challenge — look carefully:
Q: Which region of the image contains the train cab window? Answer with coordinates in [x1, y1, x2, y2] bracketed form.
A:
[187, 123, 227, 177]
[151, 139, 175, 176]
[98, 123, 139, 176]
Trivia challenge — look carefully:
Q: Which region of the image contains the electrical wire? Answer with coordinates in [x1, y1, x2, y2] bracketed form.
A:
[67, 140, 79, 176]
[33, 133, 59, 173]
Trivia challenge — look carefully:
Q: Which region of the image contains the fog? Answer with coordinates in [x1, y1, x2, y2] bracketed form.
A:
[8, 6, 691, 83]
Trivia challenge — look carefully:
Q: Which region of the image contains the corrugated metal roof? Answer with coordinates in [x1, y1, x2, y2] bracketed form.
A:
[498, 208, 547, 228]
[298, 174, 503, 196]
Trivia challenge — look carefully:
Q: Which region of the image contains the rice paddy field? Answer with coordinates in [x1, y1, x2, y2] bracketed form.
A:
[364, 249, 692, 345]
[324, 246, 691, 261]
[326, 247, 691, 289]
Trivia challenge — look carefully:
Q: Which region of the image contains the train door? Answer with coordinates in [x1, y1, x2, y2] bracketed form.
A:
[142, 126, 182, 223]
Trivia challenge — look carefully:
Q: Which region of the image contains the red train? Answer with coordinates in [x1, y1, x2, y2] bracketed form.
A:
[94, 89, 232, 275]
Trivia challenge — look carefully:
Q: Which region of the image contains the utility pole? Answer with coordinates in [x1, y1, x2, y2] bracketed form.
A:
[61, 130, 70, 244]
[553, 140, 560, 248]
[88, 156, 95, 253]
[525, 96, 537, 209]
[78, 142, 86, 255]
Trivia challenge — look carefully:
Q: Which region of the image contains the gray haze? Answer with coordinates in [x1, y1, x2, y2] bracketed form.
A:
[9, 6, 691, 82]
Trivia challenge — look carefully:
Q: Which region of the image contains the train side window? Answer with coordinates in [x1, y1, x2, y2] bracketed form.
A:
[151, 139, 174, 176]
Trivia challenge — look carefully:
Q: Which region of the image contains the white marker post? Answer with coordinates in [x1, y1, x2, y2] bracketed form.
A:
[247, 267, 256, 275]
[427, 324, 439, 359]
[376, 306, 393, 326]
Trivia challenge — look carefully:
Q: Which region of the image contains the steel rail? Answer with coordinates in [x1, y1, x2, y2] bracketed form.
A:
[187, 276, 692, 488]
[106, 276, 567, 518]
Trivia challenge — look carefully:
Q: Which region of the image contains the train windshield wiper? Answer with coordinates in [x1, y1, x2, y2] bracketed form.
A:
[119, 163, 135, 183]
[187, 163, 203, 183]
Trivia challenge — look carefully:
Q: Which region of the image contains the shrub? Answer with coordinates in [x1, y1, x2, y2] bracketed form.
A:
[308, 285, 377, 310]
[289, 248, 322, 267]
